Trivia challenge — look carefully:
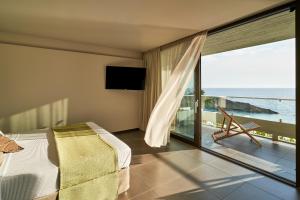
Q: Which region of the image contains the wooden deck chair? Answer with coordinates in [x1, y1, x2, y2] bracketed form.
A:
[212, 107, 262, 147]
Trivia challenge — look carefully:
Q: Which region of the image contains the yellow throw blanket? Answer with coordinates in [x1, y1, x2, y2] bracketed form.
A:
[52, 123, 118, 200]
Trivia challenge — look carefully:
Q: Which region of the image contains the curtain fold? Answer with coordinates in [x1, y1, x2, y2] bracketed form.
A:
[140, 40, 191, 132]
[161, 39, 192, 89]
[144, 32, 207, 147]
[140, 48, 162, 131]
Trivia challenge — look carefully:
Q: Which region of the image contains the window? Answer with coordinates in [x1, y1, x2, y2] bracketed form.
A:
[201, 9, 296, 182]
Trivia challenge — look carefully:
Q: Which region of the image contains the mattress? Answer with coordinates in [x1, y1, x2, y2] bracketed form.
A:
[0, 122, 131, 200]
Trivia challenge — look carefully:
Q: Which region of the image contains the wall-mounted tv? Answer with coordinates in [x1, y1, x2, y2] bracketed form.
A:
[105, 66, 146, 90]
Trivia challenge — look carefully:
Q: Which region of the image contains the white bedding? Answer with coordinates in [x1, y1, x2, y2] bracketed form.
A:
[0, 122, 131, 200]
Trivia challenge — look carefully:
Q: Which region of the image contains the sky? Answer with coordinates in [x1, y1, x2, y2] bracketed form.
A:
[201, 38, 295, 88]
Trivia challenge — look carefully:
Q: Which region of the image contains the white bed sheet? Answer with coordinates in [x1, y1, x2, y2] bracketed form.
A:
[0, 122, 131, 199]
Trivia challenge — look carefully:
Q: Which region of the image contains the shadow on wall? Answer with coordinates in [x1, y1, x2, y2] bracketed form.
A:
[0, 98, 69, 133]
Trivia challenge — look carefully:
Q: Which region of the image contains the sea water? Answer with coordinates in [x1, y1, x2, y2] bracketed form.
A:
[203, 88, 295, 124]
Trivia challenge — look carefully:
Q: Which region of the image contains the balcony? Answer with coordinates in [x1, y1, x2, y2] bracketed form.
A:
[173, 95, 296, 182]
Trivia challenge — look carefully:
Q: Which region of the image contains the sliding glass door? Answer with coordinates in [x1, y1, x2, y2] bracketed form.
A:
[171, 73, 197, 141]
[171, 6, 297, 186]
[200, 9, 296, 184]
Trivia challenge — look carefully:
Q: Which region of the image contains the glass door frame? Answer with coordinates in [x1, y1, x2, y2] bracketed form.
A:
[171, 1, 298, 187]
[199, 45, 297, 188]
[199, 4, 298, 187]
[170, 59, 201, 145]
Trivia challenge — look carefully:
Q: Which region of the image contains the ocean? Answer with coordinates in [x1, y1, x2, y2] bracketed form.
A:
[203, 88, 295, 124]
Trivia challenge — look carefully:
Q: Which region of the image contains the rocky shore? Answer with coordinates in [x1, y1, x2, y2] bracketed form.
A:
[204, 97, 278, 114]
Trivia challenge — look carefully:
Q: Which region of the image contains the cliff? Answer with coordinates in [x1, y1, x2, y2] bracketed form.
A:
[204, 97, 278, 114]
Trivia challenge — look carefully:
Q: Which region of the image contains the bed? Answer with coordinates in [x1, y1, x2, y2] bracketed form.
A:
[0, 122, 131, 200]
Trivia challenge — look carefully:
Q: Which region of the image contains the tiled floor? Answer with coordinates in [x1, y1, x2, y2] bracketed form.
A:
[175, 124, 296, 181]
[116, 130, 299, 200]
[202, 126, 296, 182]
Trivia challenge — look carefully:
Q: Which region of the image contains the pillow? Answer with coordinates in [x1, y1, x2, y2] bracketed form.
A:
[0, 152, 3, 166]
[0, 136, 23, 153]
[0, 131, 4, 166]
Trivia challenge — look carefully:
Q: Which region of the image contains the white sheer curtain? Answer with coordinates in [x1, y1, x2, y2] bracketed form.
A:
[144, 32, 207, 147]
[141, 41, 190, 131]
[161, 39, 192, 89]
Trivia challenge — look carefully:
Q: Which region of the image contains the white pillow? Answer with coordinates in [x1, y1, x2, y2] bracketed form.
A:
[0, 131, 4, 136]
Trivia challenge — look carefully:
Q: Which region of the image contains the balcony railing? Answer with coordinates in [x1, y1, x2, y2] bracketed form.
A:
[177, 95, 296, 144]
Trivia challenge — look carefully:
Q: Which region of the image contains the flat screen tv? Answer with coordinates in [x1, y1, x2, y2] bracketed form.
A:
[105, 66, 146, 90]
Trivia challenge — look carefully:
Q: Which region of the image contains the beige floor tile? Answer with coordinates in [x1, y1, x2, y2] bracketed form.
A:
[131, 154, 159, 167]
[208, 157, 258, 177]
[121, 167, 153, 199]
[130, 190, 160, 200]
[114, 131, 298, 200]
[188, 163, 245, 199]
[154, 151, 204, 172]
[150, 175, 219, 200]
[247, 176, 300, 200]
[131, 159, 185, 188]
[181, 149, 219, 164]
[224, 183, 280, 200]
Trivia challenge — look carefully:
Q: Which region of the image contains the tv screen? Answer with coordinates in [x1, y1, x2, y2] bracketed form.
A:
[105, 66, 146, 90]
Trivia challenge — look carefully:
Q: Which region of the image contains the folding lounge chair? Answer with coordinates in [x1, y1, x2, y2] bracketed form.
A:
[212, 107, 262, 147]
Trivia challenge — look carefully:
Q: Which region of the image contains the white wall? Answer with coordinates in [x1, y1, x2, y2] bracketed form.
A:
[0, 43, 143, 133]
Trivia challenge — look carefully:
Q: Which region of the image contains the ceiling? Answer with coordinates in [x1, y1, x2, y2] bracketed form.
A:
[203, 10, 295, 55]
[0, 0, 293, 53]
